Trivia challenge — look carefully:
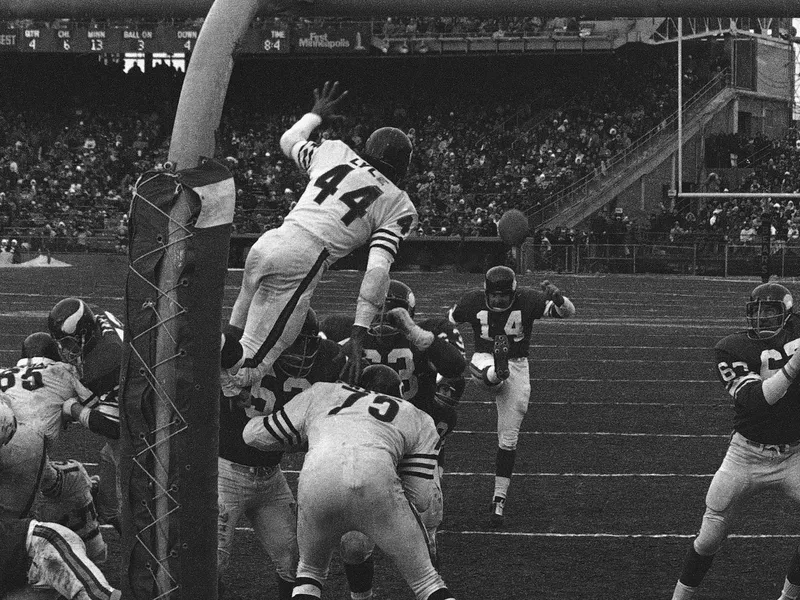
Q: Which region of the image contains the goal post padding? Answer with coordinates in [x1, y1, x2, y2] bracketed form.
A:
[119, 158, 234, 599]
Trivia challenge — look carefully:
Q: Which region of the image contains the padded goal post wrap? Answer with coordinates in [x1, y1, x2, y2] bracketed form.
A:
[120, 158, 234, 599]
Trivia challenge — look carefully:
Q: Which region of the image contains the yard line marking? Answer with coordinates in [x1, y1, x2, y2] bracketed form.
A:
[433, 472, 714, 478]
[214, 527, 800, 540]
[248, 470, 713, 478]
[440, 532, 800, 539]
[455, 431, 727, 438]
[462, 400, 727, 407]
[529, 378, 717, 383]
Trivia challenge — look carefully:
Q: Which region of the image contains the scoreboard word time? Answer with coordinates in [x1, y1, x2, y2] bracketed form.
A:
[0, 22, 290, 54]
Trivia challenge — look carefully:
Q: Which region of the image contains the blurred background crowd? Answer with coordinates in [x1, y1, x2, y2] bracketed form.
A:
[0, 20, 796, 258]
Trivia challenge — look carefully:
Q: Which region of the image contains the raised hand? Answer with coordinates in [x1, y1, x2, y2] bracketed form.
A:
[311, 80, 349, 122]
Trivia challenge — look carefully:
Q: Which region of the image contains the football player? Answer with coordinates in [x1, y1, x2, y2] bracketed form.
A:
[671, 282, 800, 600]
[0, 516, 120, 600]
[449, 266, 575, 526]
[338, 280, 466, 599]
[226, 81, 418, 398]
[243, 365, 456, 600]
[48, 298, 124, 533]
[2, 332, 94, 445]
[0, 399, 116, 599]
[217, 309, 344, 600]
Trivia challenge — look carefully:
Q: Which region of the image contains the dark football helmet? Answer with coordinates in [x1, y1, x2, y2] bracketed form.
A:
[48, 298, 97, 366]
[360, 364, 403, 398]
[21, 332, 62, 362]
[484, 266, 518, 312]
[363, 127, 413, 183]
[434, 376, 466, 409]
[747, 282, 794, 340]
[276, 308, 321, 378]
[369, 280, 416, 341]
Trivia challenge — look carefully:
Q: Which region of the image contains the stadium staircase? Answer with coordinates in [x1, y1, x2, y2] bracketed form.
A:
[527, 69, 735, 230]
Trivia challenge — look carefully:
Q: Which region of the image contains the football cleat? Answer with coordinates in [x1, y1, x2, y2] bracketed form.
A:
[493, 335, 510, 381]
[490, 496, 506, 527]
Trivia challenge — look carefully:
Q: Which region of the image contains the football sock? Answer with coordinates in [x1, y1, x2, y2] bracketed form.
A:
[345, 556, 374, 596]
[671, 581, 699, 600]
[787, 548, 800, 586]
[426, 588, 455, 600]
[496, 447, 517, 479]
[778, 579, 800, 600]
[780, 548, 800, 600]
[276, 575, 295, 600]
[678, 544, 715, 588]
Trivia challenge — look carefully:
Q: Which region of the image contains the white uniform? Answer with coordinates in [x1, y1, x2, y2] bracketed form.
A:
[1, 358, 92, 444]
[230, 140, 417, 398]
[243, 382, 451, 600]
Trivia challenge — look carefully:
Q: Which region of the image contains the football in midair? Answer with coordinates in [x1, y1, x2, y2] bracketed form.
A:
[497, 209, 530, 246]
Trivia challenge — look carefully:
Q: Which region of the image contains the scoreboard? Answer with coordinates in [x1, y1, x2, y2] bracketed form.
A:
[0, 22, 292, 54]
[0, 22, 371, 55]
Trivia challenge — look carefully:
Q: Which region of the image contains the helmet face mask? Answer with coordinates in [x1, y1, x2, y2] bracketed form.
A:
[276, 308, 321, 378]
[434, 376, 465, 409]
[48, 298, 96, 369]
[369, 280, 415, 341]
[484, 266, 517, 312]
[746, 283, 793, 339]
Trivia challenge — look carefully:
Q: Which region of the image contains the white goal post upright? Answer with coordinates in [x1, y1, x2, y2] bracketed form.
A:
[120, 1, 257, 599]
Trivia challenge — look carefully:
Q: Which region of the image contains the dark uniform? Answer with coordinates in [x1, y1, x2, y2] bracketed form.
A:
[715, 319, 800, 444]
[449, 288, 552, 359]
[217, 338, 344, 595]
[448, 280, 574, 527]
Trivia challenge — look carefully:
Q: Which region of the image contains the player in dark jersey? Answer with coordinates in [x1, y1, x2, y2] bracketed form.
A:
[449, 266, 575, 527]
[217, 309, 344, 600]
[48, 298, 124, 533]
[338, 280, 466, 600]
[672, 282, 800, 600]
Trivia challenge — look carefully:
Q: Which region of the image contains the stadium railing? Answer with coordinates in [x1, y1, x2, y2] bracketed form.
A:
[525, 68, 732, 228]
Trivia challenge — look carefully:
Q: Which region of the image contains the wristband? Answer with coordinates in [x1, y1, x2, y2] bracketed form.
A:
[62, 399, 79, 418]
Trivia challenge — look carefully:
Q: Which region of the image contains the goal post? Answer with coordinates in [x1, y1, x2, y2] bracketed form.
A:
[119, 1, 257, 599]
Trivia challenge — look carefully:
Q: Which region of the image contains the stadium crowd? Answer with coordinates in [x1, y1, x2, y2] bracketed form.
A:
[0, 33, 770, 258]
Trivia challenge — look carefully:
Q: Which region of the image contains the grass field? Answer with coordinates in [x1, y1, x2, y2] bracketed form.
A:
[3, 254, 800, 600]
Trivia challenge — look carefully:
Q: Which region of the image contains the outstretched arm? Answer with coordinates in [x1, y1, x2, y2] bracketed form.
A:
[280, 81, 349, 158]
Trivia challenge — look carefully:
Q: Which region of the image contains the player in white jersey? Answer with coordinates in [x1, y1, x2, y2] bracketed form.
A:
[226, 81, 418, 397]
[243, 365, 456, 600]
[2, 333, 93, 445]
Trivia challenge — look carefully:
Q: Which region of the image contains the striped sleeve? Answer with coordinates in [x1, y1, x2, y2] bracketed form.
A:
[369, 227, 403, 261]
[242, 407, 303, 451]
[398, 452, 438, 480]
[295, 141, 319, 172]
[729, 373, 762, 399]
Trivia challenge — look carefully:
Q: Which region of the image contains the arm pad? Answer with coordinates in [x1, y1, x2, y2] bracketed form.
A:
[354, 260, 391, 329]
[280, 113, 322, 158]
[763, 352, 800, 405]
